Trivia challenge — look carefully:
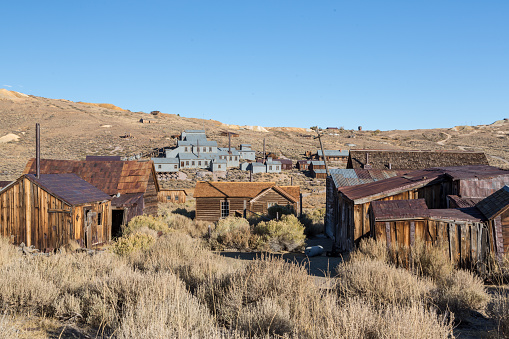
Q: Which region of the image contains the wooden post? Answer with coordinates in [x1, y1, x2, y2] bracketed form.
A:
[314, 129, 330, 176]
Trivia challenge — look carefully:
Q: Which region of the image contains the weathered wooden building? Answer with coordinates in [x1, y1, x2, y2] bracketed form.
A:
[23, 158, 160, 234]
[297, 160, 311, 171]
[194, 181, 300, 222]
[370, 199, 490, 270]
[326, 165, 509, 252]
[347, 150, 489, 170]
[157, 189, 187, 203]
[0, 174, 112, 250]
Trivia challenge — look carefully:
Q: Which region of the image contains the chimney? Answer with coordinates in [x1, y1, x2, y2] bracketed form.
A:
[228, 132, 231, 153]
[388, 162, 392, 169]
[363, 152, 372, 169]
[36, 123, 40, 179]
[263, 138, 266, 161]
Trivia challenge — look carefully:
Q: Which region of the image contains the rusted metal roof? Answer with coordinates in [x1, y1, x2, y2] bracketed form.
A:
[347, 150, 489, 170]
[112, 192, 144, 208]
[371, 199, 429, 220]
[440, 166, 509, 180]
[330, 169, 404, 189]
[85, 155, 122, 161]
[476, 185, 509, 220]
[26, 174, 111, 206]
[194, 181, 300, 202]
[23, 159, 157, 195]
[339, 168, 446, 203]
[372, 199, 484, 222]
[447, 195, 483, 208]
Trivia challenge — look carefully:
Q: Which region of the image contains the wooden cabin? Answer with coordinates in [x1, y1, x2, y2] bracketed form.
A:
[194, 181, 300, 222]
[347, 150, 489, 170]
[0, 174, 112, 250]
[297, 160, 310, 171]
[23, 158, 160, 235]
[326, 165, 509, 252]
[158, 189, 187, 203]
[312, 169, 327, 179]
[371, 199, 490, 270]
[274, 158, 293, 170]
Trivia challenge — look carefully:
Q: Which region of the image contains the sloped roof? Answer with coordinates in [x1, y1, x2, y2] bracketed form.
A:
[476, 185, 509, 220]
[0, 181, 11, 189]
[371, 199, 429, 220]
[372, 199, 483, 222]
[329, 168, 406, 188]
[194, 181, 300, 202]
[447, 195, 483, 208]
[25, 174, 111, 205]
[347, 150, 489, 170]
[23, 159, 158, 195]
[339, 168, 446, 203]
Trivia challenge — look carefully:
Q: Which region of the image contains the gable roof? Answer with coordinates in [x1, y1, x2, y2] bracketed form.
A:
[447, 195, 483, 208]
[347, 150, 489, 170]
[25, 174, 111, 205]
[194, 181, 299, 202]
[476, 185, 509, 220]
[23, 159, 159, 195]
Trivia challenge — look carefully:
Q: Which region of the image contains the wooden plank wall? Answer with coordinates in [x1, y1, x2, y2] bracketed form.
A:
[143, 173, 159, 216]
[196, 197, 222, 221]
[502, 210, 509, 253]
[0, 177, 112, 250]
[374, 218, 490, 270]
[157, 190, 187, 203]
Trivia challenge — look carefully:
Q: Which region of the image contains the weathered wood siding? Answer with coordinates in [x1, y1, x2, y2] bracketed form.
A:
[0, 177, 111, 250]
[196, 197, 222, 221]
[374, 218, 490, 271]
[143, 173, 158, 216]
[502, 210, 509, 253]
[157, 190, 187, 203]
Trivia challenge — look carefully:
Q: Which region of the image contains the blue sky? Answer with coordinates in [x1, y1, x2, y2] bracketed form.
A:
[2, 1, 508, 130]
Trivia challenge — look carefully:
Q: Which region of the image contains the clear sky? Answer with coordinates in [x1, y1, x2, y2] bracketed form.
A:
[2, 1, 508, 130]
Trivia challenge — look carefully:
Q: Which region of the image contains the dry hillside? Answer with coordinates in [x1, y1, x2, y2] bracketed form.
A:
[1, 88, 509, 182]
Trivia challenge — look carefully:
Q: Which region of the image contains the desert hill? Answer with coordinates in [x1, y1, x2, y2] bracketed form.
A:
[1, 89, 508, 181]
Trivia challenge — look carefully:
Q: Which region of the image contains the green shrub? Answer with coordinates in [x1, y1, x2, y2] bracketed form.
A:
[301, 208, 325, 236]
[123, 215, 168, 236]
[253, 215, 306, 252]
[112, 232, 156, 256]
[210, 217, 251, 251]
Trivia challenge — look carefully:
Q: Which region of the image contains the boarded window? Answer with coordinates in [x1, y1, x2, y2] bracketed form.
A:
[221, 200, 229, 218]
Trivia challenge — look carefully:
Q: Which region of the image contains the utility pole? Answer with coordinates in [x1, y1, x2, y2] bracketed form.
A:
[314, 127, 330, 176]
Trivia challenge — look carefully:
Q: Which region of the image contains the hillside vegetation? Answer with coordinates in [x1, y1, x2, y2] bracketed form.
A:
[1, 89, 509, 183]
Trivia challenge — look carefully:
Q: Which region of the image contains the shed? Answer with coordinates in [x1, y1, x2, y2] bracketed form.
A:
[194, 181, 300, 222]
[274, 158, 293, 170]
[0, 174, 112, 250]
[297, 160, 311, 171]
[371, 199, 490, 270]
[312, 169, 327, 179]
[23, 159, 160, 235]
[310, 161, 326, 171]
[347, 150, 489, 170]
[316, 150, 349, 163]
[158, 189, 187, 203]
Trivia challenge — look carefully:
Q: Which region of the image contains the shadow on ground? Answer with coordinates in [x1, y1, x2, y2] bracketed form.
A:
[219, 236, 343, 278]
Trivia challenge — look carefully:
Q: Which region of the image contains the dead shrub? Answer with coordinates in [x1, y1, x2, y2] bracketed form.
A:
[253, 214, 306, 252]
[158, 204, 209, 238]
[111, 232, 156, 256]
[335, 258, 434, 306]
[236, 297, 292, 337]
[0, 237, 18, 268]
[435, 269, 489, 317]
[410, 240, 454, 283]
[488, 289, 509, 338]
[349, 238, 388, 263]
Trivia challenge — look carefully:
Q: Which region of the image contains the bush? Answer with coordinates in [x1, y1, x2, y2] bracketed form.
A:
[301, 208, 325, 236]
[411, 240, 454, 283]
[123, 215, 168, 236]
[335, 258, 433, 306]
[350, 238, 389, 263]
[435, 269, 489, 317]
[112, 232, 156, 256]
[488, 289, 509, 338]
[210, 217, 252, 251]
[267, 204, 294, 219]
[253, 215, 306, 252]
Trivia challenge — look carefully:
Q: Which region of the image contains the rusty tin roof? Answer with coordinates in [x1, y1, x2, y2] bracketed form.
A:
[26, 174, 111, 206]
[447, 195, 483, 208]
[23, 159, 158, 195]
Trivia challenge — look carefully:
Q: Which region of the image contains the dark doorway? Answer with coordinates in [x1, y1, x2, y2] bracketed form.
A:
[112, 209, 124, 238]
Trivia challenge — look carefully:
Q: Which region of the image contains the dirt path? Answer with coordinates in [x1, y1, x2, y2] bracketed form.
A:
[437, 132, 452, 145]
[490, 155, 509, 165]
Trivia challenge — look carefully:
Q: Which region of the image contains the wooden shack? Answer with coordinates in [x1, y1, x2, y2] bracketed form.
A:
[194, 181, 300, 222]
[158, 189, 187, 203]
[347, 150, 489, 170]
[370, 199, 490, 270]
[274, 158, 293, 170]
[327, 166, 509, 252]
[23, 158, 160, 235]
[297, 160, 310, 171]
[0, 174, 112, 250]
